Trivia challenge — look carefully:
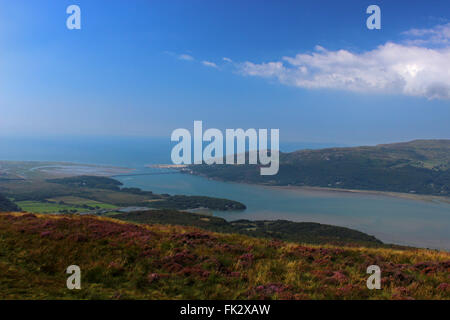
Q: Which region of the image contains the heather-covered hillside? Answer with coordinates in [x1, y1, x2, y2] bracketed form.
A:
[0, 213, 449, 300]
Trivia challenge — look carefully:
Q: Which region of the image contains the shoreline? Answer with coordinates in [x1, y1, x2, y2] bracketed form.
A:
[0, 160, 136, 178]
[176, 169, 450, 205]
[273, 185, 450, 204]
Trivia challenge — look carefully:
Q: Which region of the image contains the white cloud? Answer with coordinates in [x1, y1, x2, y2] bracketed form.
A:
[402, 23, 450, 46]
[238, 24, 450, 100]
[178, 54, 194, 61]
[202, 60, 218, 68]
[223, 57, 233, 62]
[241, 61, 285, 78]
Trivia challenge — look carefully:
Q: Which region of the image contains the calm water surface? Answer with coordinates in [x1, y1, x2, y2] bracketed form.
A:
[117, 168, 450, 251]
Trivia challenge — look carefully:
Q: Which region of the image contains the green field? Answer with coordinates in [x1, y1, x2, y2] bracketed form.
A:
[15, 196, 118, 214]
[15, 201, 82, 214]
[47, 196, 117, 209]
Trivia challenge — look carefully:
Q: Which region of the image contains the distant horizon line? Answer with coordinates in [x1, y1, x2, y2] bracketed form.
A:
[0, 134, 449, 148]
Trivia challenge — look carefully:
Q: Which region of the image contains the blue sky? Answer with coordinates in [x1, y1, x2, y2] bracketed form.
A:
[0, 0, 449, 145]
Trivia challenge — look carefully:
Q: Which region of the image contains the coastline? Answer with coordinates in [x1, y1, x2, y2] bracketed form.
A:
[274, 185, 450, 204]
[176, 168, 450, 205]
[0, 160, 135, 179]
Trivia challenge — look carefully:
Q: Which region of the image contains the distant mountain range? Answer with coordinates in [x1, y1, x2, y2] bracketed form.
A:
[188, 140, 450, 196]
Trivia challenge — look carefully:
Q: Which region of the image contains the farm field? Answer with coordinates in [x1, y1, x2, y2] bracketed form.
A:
[15, 201, 83, 214]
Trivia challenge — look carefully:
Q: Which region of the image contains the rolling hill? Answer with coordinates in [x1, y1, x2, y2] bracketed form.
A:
[188, 140, 450, 196]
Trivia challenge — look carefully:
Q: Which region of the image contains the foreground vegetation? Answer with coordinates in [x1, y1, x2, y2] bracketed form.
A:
[0, 212, 448, 300]
[188, 140, 450, 196]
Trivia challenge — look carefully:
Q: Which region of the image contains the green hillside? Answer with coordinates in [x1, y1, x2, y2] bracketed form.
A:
[188, 140, 450, 196]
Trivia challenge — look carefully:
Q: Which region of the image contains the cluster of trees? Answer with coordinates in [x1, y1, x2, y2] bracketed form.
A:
[47, 176, 123, 190]
[153, 195, 246, 211]
[115, 209, 383, 247]
[0, 194, 20, 212]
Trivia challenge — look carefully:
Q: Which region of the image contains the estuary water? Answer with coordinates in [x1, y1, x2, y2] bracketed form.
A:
[1, 136, 449, 250]
[116, 168, 450, 251]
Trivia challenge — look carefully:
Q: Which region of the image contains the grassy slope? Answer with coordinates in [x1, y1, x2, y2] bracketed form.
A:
[0, 212, 448, 300]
